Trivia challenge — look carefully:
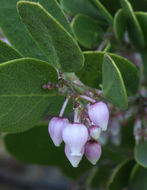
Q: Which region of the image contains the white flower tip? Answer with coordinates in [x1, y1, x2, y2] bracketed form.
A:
[89, 126, 101, 140]
[54, 142, 61, 147]
[71, 163, 79, 168]
[65, 144, 83, 167]
[70, 152, 82, 156]
[101, 124, 107, 131]
[90, 159, 99, 165]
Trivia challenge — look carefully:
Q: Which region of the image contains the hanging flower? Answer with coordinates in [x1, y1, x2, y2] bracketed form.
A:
[88, 101, 109, 131]
[65, 144, 84, 167]
[62, 123, 88, 156]
[48, 117, 69, 146]
[85, 141, 102, 165]
[89, 125, 101, 140]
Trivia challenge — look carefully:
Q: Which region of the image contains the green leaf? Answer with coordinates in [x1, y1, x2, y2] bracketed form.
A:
[17, 1, 84, 72]
[76, 52, 139, 96]
[120, 0, 145, 50]
[102, 54, 128, 110]
[120, 117, 135, 151]
[0, 0, 72, 59]
[101, 147, 127, 164]
[71, 14, 104, 49]
[129, 165, 147, 190]
[0, 58, 58, 133]
[131, 0, 147, 12]
[91, 0, 113, 25]
[114, 9, 128, 41]
[0, 0, 44, 60]
[3, 124, 92, 179]
[61, 0, 103, 19]
[0, 40, 22, 63]
[136, 12, 147, 45]
[48, 96, 73, 115]
[135, 141, 147, 168]
[141, 50, 147, 85]
[136, 12, 147, 84]
[107, 159, 135, 190]
[76, 52, 102, 89]
[98, 0, 147, 15]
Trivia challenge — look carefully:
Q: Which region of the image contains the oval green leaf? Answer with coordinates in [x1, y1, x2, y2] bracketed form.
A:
[91, 0, 113, 25]
[71, 14, 104, 49]
[129, 164, 147, 190]
[135, 141, 147, 168]
[136, 12, 147, 46]
[114, 9, 128, 41]
[17, 1, 84, 72]
[3, 124, 91, 178]
[0, 40, 22, 63]
[61, 0, 103, 19]
[0, 58, 58, 133]
[107, 159, 135, 190]
[141, 50, 147, 85]
[0, 0, 72, 59]
[76, 51, 139, 96]
[136, 12, 147, 85]
[102, 54, 128, 110]
[48, 96, 73, 115]
[120, 0, 145, 50]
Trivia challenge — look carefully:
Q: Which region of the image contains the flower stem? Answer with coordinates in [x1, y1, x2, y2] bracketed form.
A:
[79, 95, 96, 103]
[59, 96, 70, 117]
[74, 107, 79, 123]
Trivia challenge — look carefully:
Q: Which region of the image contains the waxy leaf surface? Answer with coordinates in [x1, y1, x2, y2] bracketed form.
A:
[135, 141, 147, 168]
[71, 14, 104, 49]
[0, 40, 22, 63]
[129, 165, 147, 190]
[48, 96, 73, 115]
[91, 0, 113, 25]
[0, 58, 58, 133]
[114, 9, 128, 41]
[0, 0, 72, 59]
[120, 0, 145, 50]
[107, 159, 135, 190]
[141, 50, 147, 85]
[76, 52, 139, 96]
[136, 12, 147, 46]
[61, 0, 103, 18]
[102, 54, 128, 110]
[17, 1, 84, 72]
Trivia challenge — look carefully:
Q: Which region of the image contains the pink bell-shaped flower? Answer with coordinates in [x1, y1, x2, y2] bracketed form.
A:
[65, 144, 84, 167]
[88, 101, 109, 131]
[62, 123, 88, 156]
[89, 126, 101, 140]
[85, 141, 102, 165]
[48, 117, 69, 146]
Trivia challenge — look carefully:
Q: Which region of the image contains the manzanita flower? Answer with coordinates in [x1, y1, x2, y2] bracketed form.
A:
[62, 123, 88, 156]
[88, 101, 109, 131]
[65, 144, 84, 167]
[48, 117, 69, 146]
[85, 141, 102, 165]
[89, 126, 101, 140]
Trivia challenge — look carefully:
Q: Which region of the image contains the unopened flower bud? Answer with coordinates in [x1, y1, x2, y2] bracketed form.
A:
[62, 123, 88, 156]
[65, 144, 84, 167]
[48, 117, 69, 146]
[85, 141, 102, 165]
[88, 101, 109, 131]
[89, 126, 101, 140]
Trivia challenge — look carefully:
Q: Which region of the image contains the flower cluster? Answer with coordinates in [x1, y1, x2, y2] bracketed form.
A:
[48, 95, 109, 167]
